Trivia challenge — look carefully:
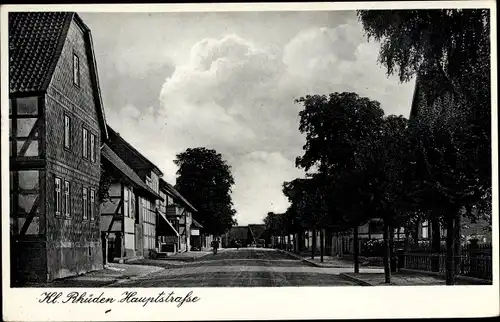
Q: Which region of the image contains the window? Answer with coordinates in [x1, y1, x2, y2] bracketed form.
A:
[82, 128, 88, 158]
[12, 170, 42, 236]
[73, 54, 80, 86]
[422, 221, 429, 239]
[82, 187, 88, 220]
[64, 114, 71, 149]
[17, 97, 38, 115]
[55, 177, 62, 216]
[90, 133, 95, 162]
[64, 181, 71, 217]
[90, 189, 95, 220]
[10, 97, 40, 158]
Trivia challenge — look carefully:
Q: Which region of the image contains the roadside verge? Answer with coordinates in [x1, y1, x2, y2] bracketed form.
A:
[275, 249, 354, 268]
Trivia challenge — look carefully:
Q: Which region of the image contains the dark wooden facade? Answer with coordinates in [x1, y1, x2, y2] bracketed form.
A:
[9, 12, 109, 283]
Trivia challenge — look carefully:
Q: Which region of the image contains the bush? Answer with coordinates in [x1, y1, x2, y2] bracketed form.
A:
[360, 239, 384, 257]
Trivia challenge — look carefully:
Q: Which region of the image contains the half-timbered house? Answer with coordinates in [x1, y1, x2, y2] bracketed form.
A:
[105, 126, 164, 258]
[100, 144, 162, 262]
[9, 12, 108, 283]
[159, 179, 198, 252]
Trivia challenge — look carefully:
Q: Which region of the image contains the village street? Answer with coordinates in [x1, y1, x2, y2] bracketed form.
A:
[111, 248, 379, 287]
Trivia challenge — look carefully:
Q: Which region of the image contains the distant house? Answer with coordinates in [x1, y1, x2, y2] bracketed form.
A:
[190, 218, 204, 250]
[99, 144, 162, 262]
[106, 126, 164, 258]
[248, 224, 267, 245]
[158, 179, 198, 253]
[224, 226, 253, 247]
[9, 12, 108, 283]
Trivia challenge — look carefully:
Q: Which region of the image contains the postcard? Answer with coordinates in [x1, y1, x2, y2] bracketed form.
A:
[1, 1, 498, 321]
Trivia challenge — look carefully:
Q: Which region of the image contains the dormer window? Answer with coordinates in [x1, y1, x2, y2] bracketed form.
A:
[73, 53, 80, 87]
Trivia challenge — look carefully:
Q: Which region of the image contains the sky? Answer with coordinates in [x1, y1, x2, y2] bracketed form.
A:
[80, 10, 416, 226]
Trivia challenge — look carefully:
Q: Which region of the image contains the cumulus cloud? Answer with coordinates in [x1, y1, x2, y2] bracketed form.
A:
[104, 20, 415, 225]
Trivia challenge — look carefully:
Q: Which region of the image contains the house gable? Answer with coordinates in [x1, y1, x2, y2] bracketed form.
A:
[9, 12, 108, 140]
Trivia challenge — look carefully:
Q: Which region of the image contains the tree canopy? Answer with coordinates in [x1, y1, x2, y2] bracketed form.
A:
[174, 147, 237, 236]
[357, 9, 490, 89]
[294, 92, 387, 228]
[358, 9, 491, 284]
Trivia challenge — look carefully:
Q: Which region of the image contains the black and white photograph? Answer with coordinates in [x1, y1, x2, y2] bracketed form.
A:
[1, 1, 498, 321]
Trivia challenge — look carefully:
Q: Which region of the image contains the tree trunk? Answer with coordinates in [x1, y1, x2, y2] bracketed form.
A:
[383, 220, 391, 284]
[311, 228, 316, 260]
[390, 225, 395, 272]
[445, 214, 456, 285]
[404, 227, 411, 252]
[431, 218, 441, 272]
[299, 229, 304, 252]
[320, 229, 324, 263]
[454, 215, 462, 275]
[353, 226, 359, 273]
[389, 226, 395, 256]
[413, 218, 421, 244]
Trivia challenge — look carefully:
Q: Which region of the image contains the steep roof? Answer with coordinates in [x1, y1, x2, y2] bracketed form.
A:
[159, 178, 197, 212]
[101, 144, 162, 201]
[192, 218, 204, 229]
[9, 12, 70, 94]
[9, 12, 108, 140]
[107, 126, 163, 176]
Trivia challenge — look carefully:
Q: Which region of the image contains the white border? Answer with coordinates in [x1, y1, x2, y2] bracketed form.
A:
[1, 2, 498, 321]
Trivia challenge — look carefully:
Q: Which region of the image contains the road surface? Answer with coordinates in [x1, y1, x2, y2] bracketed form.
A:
[115, 248, 361, 287]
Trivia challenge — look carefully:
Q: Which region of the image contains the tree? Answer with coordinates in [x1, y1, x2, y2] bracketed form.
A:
[294, 92, 386, 271]
[355, 115, 410, 283]
[174, 147, 237, 236]
[358, 9, 491, 285]
[357, 10, 489, 100]
[264, 212, 280, 248]
[283, 176, 330, 260]
[405, 111, 490, 284]
[357, 9, 490, 193]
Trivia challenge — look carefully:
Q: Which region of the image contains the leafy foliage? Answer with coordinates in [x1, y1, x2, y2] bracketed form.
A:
[357, 9, 491, 201]
[357, 9, 490, 88]
[296, 92, 384, 175]
[355, 115, 409, 222]
[294, 92, 387, 228]
[283, 176, 330, 230]
[174, 147, 237, 236]
[98, 160, 115, 205]
[358, 9, 491, 284]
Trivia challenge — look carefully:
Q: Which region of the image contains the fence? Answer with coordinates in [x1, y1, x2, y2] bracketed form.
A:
[402, 242, 492, 280]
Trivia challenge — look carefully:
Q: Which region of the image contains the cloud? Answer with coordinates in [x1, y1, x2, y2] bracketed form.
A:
[232, 151, 303, 224]
[105, 21, 415, 225]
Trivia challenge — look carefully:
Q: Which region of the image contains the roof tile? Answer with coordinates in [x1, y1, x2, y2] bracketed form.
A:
[9, 12, 71, 94]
